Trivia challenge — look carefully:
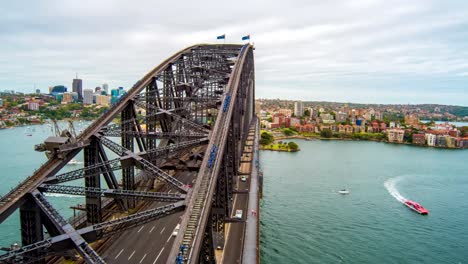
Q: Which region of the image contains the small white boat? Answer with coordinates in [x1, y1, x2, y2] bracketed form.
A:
[338, 189, 350, 195]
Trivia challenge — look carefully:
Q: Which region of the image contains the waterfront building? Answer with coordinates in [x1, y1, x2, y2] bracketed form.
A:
[276, 108, 292, 117]
[446, 136, 456, 148]
[336, 111, 347, 122]
[436, 135, 447, 147]
[83, 89, 94, 105]
[72, 78, 83, 100]
[412, 134, 426, 145]
[321, 113, 335, 124]
[273, 114, 285, 127]
[294, 101, 304, 117]
[387, 129, 405, 143]
[290, 117, 301, 127]
[425, 133, 436, 146]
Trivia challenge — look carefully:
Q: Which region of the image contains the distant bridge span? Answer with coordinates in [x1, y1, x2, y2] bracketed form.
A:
[0, 44, 258, 263]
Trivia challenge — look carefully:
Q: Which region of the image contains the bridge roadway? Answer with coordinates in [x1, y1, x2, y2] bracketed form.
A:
[101, 170, 195, 264]
[100, 123, 257, 264]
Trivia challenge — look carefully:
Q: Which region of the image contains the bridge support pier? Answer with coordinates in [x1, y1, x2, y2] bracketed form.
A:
[122, 103, 136, 209]
[84, 137, 102, 224]
[19, 197, 44, 264]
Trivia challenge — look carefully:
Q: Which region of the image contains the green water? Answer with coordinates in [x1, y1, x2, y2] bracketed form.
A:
[260, 139, 468, 263]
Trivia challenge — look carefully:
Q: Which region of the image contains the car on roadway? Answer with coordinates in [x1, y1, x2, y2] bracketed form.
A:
[241, 175, 247, 182]
[172, 223, 181, 236]
[234, 209, 243, 219]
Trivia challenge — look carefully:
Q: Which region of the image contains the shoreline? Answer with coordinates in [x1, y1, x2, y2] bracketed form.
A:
[272, 134, 465, 150]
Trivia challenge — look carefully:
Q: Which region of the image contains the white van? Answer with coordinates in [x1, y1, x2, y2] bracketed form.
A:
[241, 175, 247, 182]
[234, 209, 243, 219]
[172, 223, 181, 236]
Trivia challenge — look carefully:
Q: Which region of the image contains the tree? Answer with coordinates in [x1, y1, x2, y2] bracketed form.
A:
[320, 129, 332, 138]
[288, 141, 299, 150]
[303, 109, 310, 117]
[260, 131, 274, 145]
[283, 128, 294, 136]
[266, 117, 273, 122]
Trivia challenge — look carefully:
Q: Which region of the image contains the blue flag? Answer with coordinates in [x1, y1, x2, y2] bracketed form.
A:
[242, 35, 250, 41]
[217, 34, 225, 40]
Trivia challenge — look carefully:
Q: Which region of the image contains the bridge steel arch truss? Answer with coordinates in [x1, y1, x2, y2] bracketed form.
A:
[0, 44, 254, 264]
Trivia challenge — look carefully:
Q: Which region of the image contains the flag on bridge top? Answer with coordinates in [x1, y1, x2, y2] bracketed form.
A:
[242, 34, 250, 41]
[217, 34, 225, 40]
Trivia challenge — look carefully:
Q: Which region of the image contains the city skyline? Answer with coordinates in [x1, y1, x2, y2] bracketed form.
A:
[1, 0, 468, 105]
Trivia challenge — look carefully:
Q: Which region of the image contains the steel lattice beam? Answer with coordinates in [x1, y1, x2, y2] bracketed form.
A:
[38, 184, 186, 202]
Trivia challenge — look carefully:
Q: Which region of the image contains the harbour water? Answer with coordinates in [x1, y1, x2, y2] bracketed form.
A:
[1, 124, 467, 263]
[260, 139, 468, 263]
[0, 122, 91, 250]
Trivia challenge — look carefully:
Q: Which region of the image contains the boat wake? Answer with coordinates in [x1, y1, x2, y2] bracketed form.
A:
[384, 176, 407, 203]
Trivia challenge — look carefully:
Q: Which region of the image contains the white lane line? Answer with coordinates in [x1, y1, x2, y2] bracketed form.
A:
[138, 225, 145, 233]
[168, 190, 172, 193]
[191, 179, 195, 183]
[139, 253, 147, 263]
[149, 226, 156, 233]
[128, 250, 136, 260]
[160, 226, 166, 234]
[153, 247, 165, 264]
[166, 235, 172, 243]
[115, 249, 124, 259]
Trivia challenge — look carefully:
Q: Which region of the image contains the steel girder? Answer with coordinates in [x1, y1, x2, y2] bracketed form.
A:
[0, 44, 251, 264]
[38, 184, 186, 202]
[31, 191, 105, 264]
[0, 202, 186, 263]
[169, 44, 255, 263]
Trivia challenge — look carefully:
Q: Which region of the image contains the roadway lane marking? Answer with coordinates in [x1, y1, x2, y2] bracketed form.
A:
[160, 226, 166, 234]
[139, 253, 147, 263]
[153, 247, 165, 264]
[115, 249, 124, 259]
[166, 235, 172, 243]
[168, 190, 172, 193]
[149, 226, 156, 233]
[138, 225, 145, 233]
[128, 250, 136, 260]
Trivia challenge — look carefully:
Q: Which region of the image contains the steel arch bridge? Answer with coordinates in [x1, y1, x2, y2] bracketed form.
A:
[0, 44, 256, 264]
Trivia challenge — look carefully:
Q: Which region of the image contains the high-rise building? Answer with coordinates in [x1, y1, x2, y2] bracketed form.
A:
[35, 89, 41, 94]
[102, 83, 109, 93]
[83, 89, 94, 105]
[51, 85, 67, 95]
[72, 78, 83, 100]
[294, 101, 304, 117]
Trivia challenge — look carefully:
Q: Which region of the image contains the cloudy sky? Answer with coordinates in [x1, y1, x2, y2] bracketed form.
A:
[1, 0, 468, 105]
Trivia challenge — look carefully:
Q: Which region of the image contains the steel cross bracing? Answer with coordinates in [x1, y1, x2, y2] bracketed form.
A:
[38, 184, 186, 202]
[168, 44, 255, 263]
[0, 44, 253, 264]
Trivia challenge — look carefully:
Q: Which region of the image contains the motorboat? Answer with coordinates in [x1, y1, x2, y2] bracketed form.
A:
[338, 189, 350, 195]
[404, 200, 429, 215]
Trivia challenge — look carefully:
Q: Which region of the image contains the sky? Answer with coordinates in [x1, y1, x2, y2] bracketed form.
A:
[1, 0, 468, 106]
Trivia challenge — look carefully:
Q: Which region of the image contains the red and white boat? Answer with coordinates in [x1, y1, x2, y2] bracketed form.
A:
[404, 200, 429, 215]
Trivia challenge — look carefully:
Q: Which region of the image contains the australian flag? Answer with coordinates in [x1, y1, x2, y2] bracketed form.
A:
[217, 34, 225, 40]
[242, 35, 250, 41]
